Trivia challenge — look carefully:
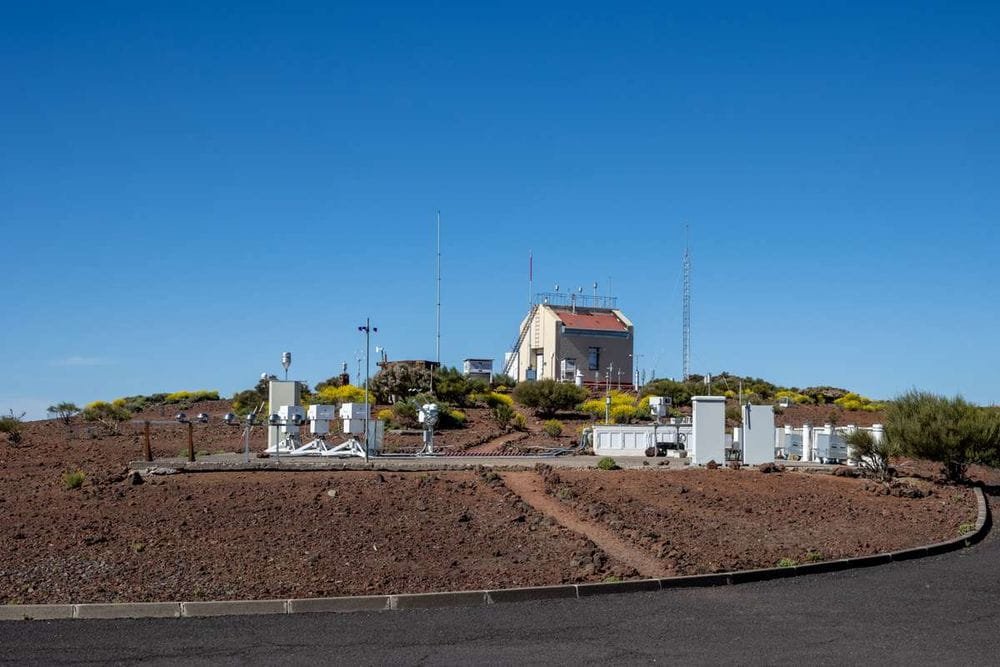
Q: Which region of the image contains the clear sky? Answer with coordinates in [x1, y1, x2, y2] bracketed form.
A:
[2, 1, 998, 419]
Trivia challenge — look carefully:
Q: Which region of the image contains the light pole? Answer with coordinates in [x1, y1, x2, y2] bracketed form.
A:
[605, 363, 612, 424]
[358, 319, 377, 462]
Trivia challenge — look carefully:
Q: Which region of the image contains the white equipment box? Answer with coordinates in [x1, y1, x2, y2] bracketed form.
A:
[339, 403, 369, 420]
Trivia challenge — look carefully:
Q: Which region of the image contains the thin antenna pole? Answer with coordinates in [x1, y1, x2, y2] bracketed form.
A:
[529, 250, 533, 308]
[433, 211, 441, 394]
[682, 223, 691, 381]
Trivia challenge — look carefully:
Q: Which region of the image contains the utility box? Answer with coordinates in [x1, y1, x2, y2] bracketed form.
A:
[741, 404, 775, 465]
[649, 396, 671, 419]
[308, 405, 336, 420]
[343, 418, 365, 435]
[308, 404, 335, 435]
[690, 396, 726, 465]
[339, 403, 369, 420]
[267, 380, 302, 451]
[782, 429, 803, 459]
[815, 429, 849, 463]
[366, 419, 385, 456]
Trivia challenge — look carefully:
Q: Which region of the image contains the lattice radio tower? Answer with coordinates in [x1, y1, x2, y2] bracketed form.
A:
[682, 224, 691, 380]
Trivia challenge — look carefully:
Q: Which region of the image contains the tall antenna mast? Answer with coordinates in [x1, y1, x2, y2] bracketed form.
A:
[682, 223, 691, 380]
[528, 250, 533, 308]
[435, 210, 442, 379]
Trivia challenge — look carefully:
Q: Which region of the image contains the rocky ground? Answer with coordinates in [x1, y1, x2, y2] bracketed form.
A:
[533, 465, 977, 575]
[0, 408, 981, 605]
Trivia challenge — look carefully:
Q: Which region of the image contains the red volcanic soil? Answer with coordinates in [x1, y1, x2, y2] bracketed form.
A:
[0, 464, 629, 604]
[533, 466, 976, 575]
[0, 413, 980, 605]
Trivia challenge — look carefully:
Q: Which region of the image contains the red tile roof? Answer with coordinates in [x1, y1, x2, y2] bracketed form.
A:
[552, 309, 628, 332]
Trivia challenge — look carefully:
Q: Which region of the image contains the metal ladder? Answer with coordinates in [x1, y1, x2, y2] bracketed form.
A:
[502, 303, 539, 376]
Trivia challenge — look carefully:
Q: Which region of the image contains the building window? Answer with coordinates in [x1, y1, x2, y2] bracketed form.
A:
[588, 347, 600, 371]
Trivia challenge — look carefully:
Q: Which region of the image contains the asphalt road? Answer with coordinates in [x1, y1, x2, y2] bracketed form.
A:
[2, 498, 997, 666]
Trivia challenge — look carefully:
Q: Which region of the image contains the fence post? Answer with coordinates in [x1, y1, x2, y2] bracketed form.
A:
[187, 421, 195, 462]
[144, 421, 152, 462]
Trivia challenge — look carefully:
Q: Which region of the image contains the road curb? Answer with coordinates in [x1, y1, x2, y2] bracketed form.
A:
[1, 488, 988, 621]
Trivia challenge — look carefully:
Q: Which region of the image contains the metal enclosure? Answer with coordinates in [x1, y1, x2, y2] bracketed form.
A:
[267, 380, 301, 450]
[814, 428, 849, 463]
[690, 396, 726, 465]
[741, 404, 775, 465]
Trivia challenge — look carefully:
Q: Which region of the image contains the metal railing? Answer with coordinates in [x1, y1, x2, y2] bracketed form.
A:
[534, 292, 618, 309]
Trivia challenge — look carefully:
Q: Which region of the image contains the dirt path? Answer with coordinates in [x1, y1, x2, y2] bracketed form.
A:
[502, 471, 670, 578]
[465, 431, 529, 454]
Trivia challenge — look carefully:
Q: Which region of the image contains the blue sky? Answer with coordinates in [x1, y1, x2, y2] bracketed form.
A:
[2, 1, 998, 418]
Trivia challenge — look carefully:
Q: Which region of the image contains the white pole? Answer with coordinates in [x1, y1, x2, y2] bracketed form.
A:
[436, 210, 441, 370]
[364, 318, 370, 462]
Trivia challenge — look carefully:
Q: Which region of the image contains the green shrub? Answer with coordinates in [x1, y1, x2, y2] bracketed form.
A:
[885, 390, 1000, 482]
[640, 379, 693, 407]
[775, 390, 814, 405]
[834, 392, 885, 412]
[542, 419, 563, 437]
[803, 551, 824, 563]
[433, 366, 487, 407]
[596, 457, 620, 471]
[491, 374, 517, 391]
[315, 375, 345, 392]
[164, 390, 219, 404]
[512, 413, 527, 431]
[610, 404, 637, 424]
[61, 470, 86, 490]
[492, 403, 515, 430]
[958, 522, 976, 536]
[82, 401, 132, 435]
[376, 408, 394, 422]
[608, 390, 636, 406]
[312, 384, 373, 405]
[439, 408, 467, 429]
[0, 410, 26, 445]
[578, 399, 606, 419]
[230, 378, 269, 416]
[846, 429, 895, 482]
[777, 557, 797, 568]
[47, 402, 80, 424]
[636, 395, 651, 417]
[513, 380, 588, 417]
[370, 364, 432, 403]
[392, 400, 420, 429]
[477, 391, 514, 409]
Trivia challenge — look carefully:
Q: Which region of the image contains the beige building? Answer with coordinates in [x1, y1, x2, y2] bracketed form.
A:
[505, 297, 634, 387]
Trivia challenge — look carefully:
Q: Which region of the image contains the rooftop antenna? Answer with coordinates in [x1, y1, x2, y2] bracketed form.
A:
[528, 250, 533, 307]
[281, 351, 291, 381]
[682, 223, 691, 381]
